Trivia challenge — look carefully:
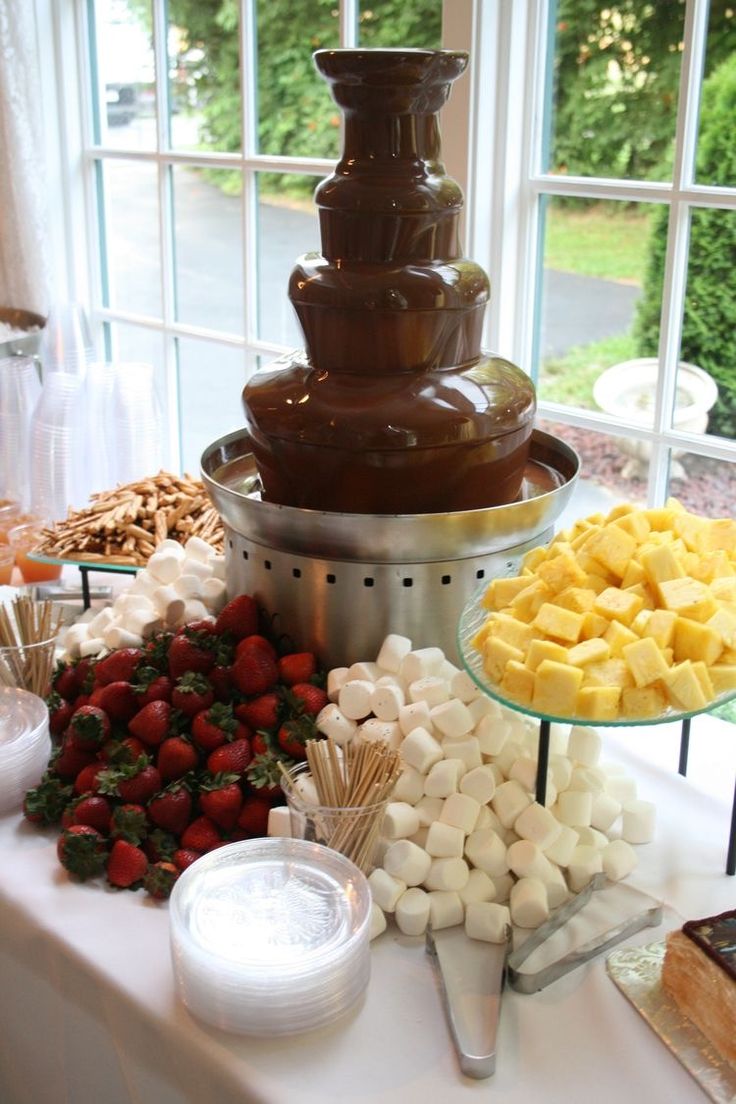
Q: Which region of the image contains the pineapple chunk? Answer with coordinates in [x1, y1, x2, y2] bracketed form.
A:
[521, 546, 547, 573]
[510, 579, 552, 620]
[708, 664, 736, 695]
[698, 518, 736, 554]
[620, 560, 647, 589]
[622, 636, 671, 688]
[500, 660, 535, 707]
[606, 503, 637, 521]
[583, 658, 635, 690]
[706, 606, 736, 649]
[659, 577, 718, 622]
[525, 639, 569, 672]
[623, 582, 655, 611]
[663, 661, 708, 712]
[639, 543, 685, 590]
[641, 609, 677, 648]
[484, 575, 534, 610]
[691, 661, 715, 702]
[612, 511, 651, 542]
[594, 586, 644, 627]
[583, 573, 612, 596]
[672, 617, 724, 666]
[712, 577, 736, 603]
[579, 611, 613, 640]
[486, 612, 534, 652]
[537, 546, 588, 593]
[621, 684, 668, 720]
[483, 636, 524, 683]
[472, 622, 490, 651]
[685, 549, 734, 583]
[644, 506, 682, 531]
[604, 619, 639, 656]
[673, 511, 708, 552]
[576, 685, 621, 721]
[532, 660, 584, 716]
[556, 586, 596, 614]
[567, 638, 611, 667]
[631, 609, 653, 635]
[533, 603, 584, 644]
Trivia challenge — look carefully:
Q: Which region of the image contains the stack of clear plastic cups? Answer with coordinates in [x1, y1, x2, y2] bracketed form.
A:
[38, 303, 94, 377]
[0, 356, 42, 508]
[0, 688, 50, 814]
[29, 371, 90, 520]
[169, 838, 372, 1036]
[110, 362, 164, 484]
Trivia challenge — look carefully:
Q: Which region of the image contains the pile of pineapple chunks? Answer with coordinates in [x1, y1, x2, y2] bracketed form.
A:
[474, 499, 736, 721]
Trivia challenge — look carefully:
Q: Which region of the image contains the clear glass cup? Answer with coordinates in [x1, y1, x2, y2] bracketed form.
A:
[0, 637, 58, 697]
[0, 501, 23, 544]
[7, 522, 61, 584]
[0, 543, 15, 584]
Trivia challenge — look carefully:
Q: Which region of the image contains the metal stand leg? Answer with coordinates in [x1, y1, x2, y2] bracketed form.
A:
[80, 566, 91, 611]
[678, 717, 691, 777]
[536, 719, 551, 806]
[727, 774, 736, 877]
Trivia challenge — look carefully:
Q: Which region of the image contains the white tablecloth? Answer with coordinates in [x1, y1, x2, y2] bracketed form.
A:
[0, 718, 734, 1104]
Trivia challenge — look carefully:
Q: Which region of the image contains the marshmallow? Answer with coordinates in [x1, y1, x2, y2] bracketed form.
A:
[440, 660, 462, 682]
[123, 608, 163, 638]
[568, 766, 607, 794]
[315, 703, 357, 746]
[474, 804, 495, 830]
[184, 535, 214, 562]
[338, 679, 375, 720]
[450, 669, 480, 703]
[548, 754, 573, 793]
[464, 828, 509, 877]
[383, 840, 432, 886]
[173, 574, 204, 600]
[425, 821, 465, 859]
[606, 775, 638, 804]
[510, 877, 549, 929]
[156, 538, 186, 558]
[568, 725, 602, 767]
[621, 800, 656, 844]
[491, 873, 515, 903]
[514, 802, 562, 851]
[492, 780, 532, 829]
[383, 802, 421, 840]
[293, 773, 320, 806]
[441, 736, 482, 771]
[459, 765, 496, 805]
[602, 839, 638, 881]
[556, 789, 593, 828]
[371, 683, 405, 721]
[370, 902, 387, 940]
[430, 699, 474, 739]
[399, 647, 445, 684]
[424, 857, 470, 892]
[113, 592, 153, 614]
[267, 806, 292, 838]
[201, 577, 227, 611]
[567, 845, 603, 892]
[507, 839, 557, 882]
[128, 570, 159, 597]
[545, 865, 570, 909]
[376, 633, 412, 673]
[493, 740, 525, 778]
[590, 792, 622, 832]
[327, 667, 349, 702]
[375, 674, 403, 689]
[398, 701, 433, 737]
[392, 766, 425, 806]
[207, 553, 226, 580]
[458, 868, 496, 906]
[146, 551, 182, 584]
[368, 868, 407, 912]
[414, 796, 444, 827]
[543, 823, 579, 867]
[440, 793, 481, 835]
[410, 827, 429, 849]
[181, 599, 211, 623]
[152, 586, 185, 626]
[103, 626, 143, 650]
[408, 676, 449, 707]
[508, 756, 539, 794]
[395, 887, 430, 936]
[474, 714, 510, 757]
[423, 758, 465, 799]
[179, 557, 213, 581]
[575, 826, 608, 849]
[465, 902, 510, 944]
[428, 890, 465, 931]
[357, 718, 401, 748]
[400, 727, 443, 774]
[79, 636, 105, 657]
[467, 696, 496, 726]
[347, 661, 380, 683]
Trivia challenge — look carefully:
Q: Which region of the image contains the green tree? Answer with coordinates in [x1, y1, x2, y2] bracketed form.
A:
[633, 52, 736, 440]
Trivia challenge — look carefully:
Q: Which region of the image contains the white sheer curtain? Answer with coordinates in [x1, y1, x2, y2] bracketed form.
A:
[0, 0, 50, 314]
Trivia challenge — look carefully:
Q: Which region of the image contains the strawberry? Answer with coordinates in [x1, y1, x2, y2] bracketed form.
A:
[288, 682, 328, 717]
[157, 735, 199, 782]
[251, 731, 272, 757]
[73, 794, 113, 834]
[53, 662, 81, 701]
[173, 848, 202, 872]
[234, 797, 272, 838]
[167, 627, 216, 680]
[60, 800, 79, 830]
[128, 699, 172, 747]
[143, 861, 179, 899]
[52, 738, 97, 781]
[144, 828, 177, 862]
[93, 647, 143, 687]
[232, 647, 279, 696]
[180, 815, 222, 853]
[73, 761, 108, 796]
[209, 664, 234, 702]
[106, 839, 148, 888]
[100, 735, 147, 765]
[235, 691, 281, 732]
[47, 692, 75, 737]
[133, 668, 173, 707]
[171, 672, 215, 718]
[199, 773, 243, 831]
[23, 775, 74, 826]
[278, 652, 318, 686]
[68, 704, 111, 750]
[144, 631, 174, 672]
[246, 752, 288, 801]
[214, 594, 259, 641]
[99, 758, 162, 805]
[206, 738, 252, 776]
[147, 782, 193, 835]
[276, 715, 316, 760]
[89, 680, 139, 723]
[57, 825, 108, 880]
[110, 803, 148, 844]
[234, 634, 277, 662]
[191, 701, 242, 752]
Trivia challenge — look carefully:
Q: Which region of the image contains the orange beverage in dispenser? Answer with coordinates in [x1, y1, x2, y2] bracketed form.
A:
[0, 501, 23, 544]
[7, 522, 62, 584]
[0, 545, 14, 584]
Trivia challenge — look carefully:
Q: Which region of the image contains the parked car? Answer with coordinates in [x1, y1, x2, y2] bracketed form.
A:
[106, 83, 137, 126]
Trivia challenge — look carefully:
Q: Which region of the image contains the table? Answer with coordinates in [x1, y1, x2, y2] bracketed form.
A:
[0, 718, 734, 1104]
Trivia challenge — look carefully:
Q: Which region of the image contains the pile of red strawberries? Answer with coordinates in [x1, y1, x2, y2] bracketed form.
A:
[23, 593, 328, 899]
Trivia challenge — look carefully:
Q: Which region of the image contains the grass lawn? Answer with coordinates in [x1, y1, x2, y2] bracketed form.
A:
[544, 201, 652, 285]
[538, 331, 638, 408]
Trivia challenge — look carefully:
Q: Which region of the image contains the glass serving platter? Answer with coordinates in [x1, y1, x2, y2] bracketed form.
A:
[26, 551, 140, 573]
[458, 582, 736, 729]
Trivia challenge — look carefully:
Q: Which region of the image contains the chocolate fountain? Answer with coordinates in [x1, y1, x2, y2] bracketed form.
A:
[202, 49, 579, 665]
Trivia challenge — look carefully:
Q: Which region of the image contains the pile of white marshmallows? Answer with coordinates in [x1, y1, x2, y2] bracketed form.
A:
[314, 634, 656, 944]
[59, 536, 226, 660]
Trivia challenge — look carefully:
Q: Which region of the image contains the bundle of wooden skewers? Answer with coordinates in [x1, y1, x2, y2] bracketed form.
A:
[280, 738, 402, 874]
[0, 596, 62, 697]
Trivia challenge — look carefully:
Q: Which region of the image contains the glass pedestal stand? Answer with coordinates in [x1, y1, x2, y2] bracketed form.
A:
[27, 553, 139, 610]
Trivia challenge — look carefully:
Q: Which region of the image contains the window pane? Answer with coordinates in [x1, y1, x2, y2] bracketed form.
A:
[167, 5, 241, 152]
[545, 3, 685, 181]
[172, 165, 244, 333]
[176, 338, 256, 475]
[256, 172, 321, 346]
[106, 322, 172, 467]
[536, 197, 659, 418]
[101, 160, 162, 316]
[679, 207, 736, 442]
[92, 0, 156, 150]
[697, 7, 736, 186]
[255, 1, 339, 158]
[537, 417, 650, 508]
[358, 1, 442, 47]
[668, 449, 735, 519]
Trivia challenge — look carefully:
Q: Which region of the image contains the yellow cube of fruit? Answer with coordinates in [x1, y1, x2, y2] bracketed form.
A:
[622, 636, 671, 688]
[673, 511, 708, 552]
[612, 511, 651, 542]
[583, 573, 612, 596]
[583, 658, 635, 690]
[472, 622, 490, 651]
[486, 612, 534, 652]
[567, 638, 611, 667]
[698, 518, 736, 554]
[659, 577, 718, 622]
[672, 617, 724, 666]
[525, 639, 569, 671]
[532, 660, 584, 716]
[511, 579, 552, 620]
[690, 661, 714, 703]
[484, 575, 534, 610]
[533, 603, 584, 643]
[706, 606, 736, 649]
[712, 577, 736, 603]
[620, 560, 646, 589]
[500, 660, 535, 707]
[579, 612, 613, 640]
[644, 506, 681, 531]
[604, 620, 639, 656]
[556, 587, 596, 614]
[521, 546, 547, 573]
[537, 546, 588, 593]
[623, 582, 655, 611]
[594, 587, 644, 627]
[708, 664, 736, 695]
[639, 543, 685, 590]
[685, 550, 734, 583]
[663, 661, 708, 712]
[631, 609, 652, 635]
[576, 685, 621, 721]
[621, 684, 668, 719]
[605, 503, 637, 522]
[483, 636, 524, 683]
[642, 609, 677, 648]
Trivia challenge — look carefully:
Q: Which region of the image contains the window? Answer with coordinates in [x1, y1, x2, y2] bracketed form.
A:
[41, 0, 734, 508]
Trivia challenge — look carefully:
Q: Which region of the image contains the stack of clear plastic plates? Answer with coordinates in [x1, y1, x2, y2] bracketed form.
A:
[0, 687, 51, 814]
[170, 837, 372, 1036]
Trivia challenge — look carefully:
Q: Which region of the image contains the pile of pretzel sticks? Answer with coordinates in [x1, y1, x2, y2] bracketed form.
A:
[36, 472, 224, 566]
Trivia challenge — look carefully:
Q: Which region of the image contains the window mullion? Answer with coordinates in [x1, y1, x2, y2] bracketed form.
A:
[241, 0, 259, 355]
